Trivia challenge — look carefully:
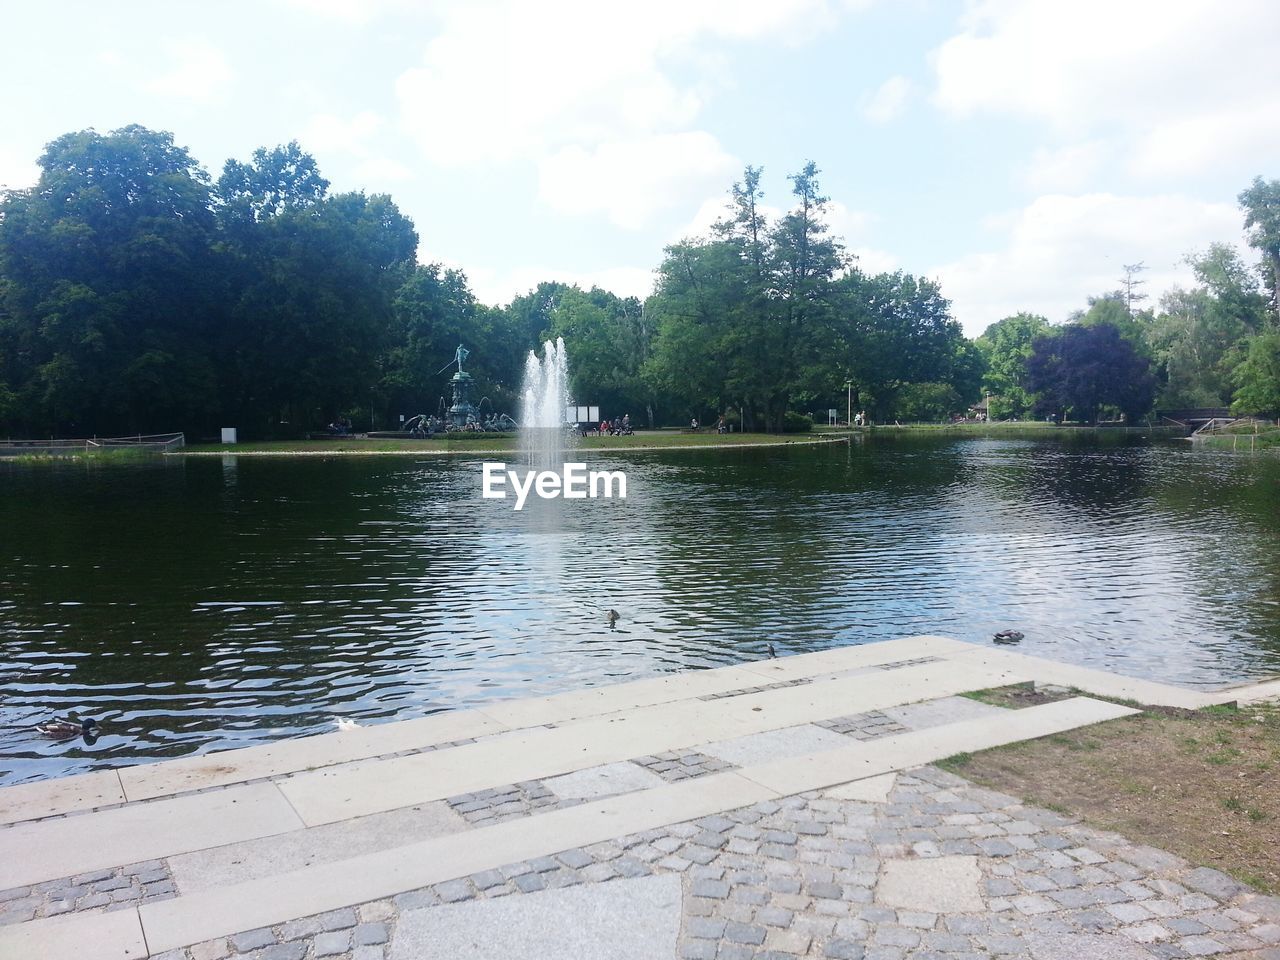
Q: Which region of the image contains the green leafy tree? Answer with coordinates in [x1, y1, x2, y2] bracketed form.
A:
[1148, 244, 1268, 407]
[0, 125, 219, 434]
[975, 312, 1050, 418]
[832, 269, 974, 419]
[214, 145, 418, 435]
[547, 287, 654, 423]
[1231, 331, 1280, 416]
[1238, 176, 1280, 323]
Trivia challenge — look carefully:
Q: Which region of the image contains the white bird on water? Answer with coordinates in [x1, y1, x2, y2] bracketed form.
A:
[335, 717, 360, 731]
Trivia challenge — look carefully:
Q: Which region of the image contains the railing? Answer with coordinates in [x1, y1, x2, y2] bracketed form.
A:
[0, 432, 185, 456]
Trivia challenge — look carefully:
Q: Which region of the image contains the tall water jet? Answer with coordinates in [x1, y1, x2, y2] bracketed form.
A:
[520, 337, 571, 469]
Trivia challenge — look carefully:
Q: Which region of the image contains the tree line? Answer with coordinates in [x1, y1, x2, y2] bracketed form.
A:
[1, 125, 1277, 437]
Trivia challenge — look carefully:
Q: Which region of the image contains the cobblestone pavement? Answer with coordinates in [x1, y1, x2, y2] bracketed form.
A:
[814, 711, 910, 741]
[634, 749, 740, 782]
[150, 764, 1280, 960]
[0, 858, 177, 926]
[445, 779, 584, 825]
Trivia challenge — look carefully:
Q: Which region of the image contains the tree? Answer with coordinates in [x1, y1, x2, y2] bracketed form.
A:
[1238, 176, 1280, 324]
[1147, 244, 1267, 407]
[831, 269, 974, 418]
[1231, 331, 1280, 416]
[0, 125, 219, 434]
[1026, 322, 1156, 424]
[216, 141, 329, 232]
[975, 313, 1050, 418]
[1119, 262, 1149, 316]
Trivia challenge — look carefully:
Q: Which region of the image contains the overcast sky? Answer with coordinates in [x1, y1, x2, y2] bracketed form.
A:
[2, 0, 1277, 335]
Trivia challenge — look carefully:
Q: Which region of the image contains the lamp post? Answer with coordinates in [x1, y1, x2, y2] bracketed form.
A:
[844, 380, 853, 429]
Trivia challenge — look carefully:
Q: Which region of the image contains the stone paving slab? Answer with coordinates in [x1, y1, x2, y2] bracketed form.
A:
[882, 694, 1009, 729]
[118, 710, 509, 803]
[950, 645, 1221, 709]
[167, 802, 469, 894]
[699, 724, 854, 767]
[0, 903, 146, 960]
[543, 761, 667, 800]
[0, 769, 125, 826]
[734, 697, 1138, 796]
[472, 636, 956, 729]
[275, 658, 1018, 827]
[0, 781, 304, 889]
[825, 771, 897, 803]
[876, 855, 985, 912]
[1225, 678, 1280, 704]
[388, 872, 682, 959]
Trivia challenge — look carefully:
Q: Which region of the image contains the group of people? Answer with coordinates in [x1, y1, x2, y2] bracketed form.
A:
[598, 414, 633, 436]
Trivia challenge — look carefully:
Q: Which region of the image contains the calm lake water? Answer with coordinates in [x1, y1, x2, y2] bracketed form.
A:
[2, 436, 1279, 785]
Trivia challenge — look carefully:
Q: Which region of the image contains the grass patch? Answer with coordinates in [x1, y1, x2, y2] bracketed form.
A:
[944, 700, 1280, 894]
[1197, 423, 1280, 451]
[960, 683, 1070, 709]
[2, 446, 163, 464]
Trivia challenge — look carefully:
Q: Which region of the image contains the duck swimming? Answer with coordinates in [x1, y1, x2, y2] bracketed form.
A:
[606, 609, 619, 626]
[35, 717, 99, 739]
[992, 630, 1024, 645]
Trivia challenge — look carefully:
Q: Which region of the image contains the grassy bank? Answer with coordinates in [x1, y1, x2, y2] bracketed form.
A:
[1195, 422, 1280, 452]
[836, 421, 1188, 438]
[179, 431, 846, 456]
[940, 685, 1280, 894]
[0, 446, 164, 464]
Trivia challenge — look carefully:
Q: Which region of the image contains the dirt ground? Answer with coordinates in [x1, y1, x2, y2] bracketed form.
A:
[942, 689, 1280, 895]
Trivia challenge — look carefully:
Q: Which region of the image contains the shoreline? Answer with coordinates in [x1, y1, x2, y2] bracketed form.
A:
[170, 435, 852, 457]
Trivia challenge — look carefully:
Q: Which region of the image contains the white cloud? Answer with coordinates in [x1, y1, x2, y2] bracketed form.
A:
[1022, 141, 1107, 192]
[860, 75, 910, 123]
[931, 0, 1280, 177]
[1131, 109, 1280, 180]
[931, 192, 1245, 336]
[275, 0, 415, 22]
[395, 0, 847, 169]
[300, 112, 385, 154]
[538, 132, 738, 230]
[144, 41, 233, 102]
[433, 257, 656, 307]
[0, 145, 39, 191]
[672, 196, 735, 242]
[296, 112, 412, 188]
[849, 246, 897, 275]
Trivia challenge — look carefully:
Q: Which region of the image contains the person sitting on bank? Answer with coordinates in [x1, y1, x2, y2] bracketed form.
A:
[690, 418, 699, 431]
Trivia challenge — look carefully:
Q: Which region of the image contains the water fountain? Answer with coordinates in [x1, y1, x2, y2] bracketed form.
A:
[520, 337, 571, 468]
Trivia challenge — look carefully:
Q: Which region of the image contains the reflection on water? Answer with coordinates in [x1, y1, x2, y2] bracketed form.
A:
[1, 437, 1279, 784]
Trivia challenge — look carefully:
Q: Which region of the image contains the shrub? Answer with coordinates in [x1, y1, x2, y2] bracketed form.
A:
[782, 411, 813, 433]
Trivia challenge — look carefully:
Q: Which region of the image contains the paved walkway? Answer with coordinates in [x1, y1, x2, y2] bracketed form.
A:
[1, 635, 1276, 960]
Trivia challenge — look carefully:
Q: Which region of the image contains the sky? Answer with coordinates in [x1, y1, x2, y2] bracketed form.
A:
[1, 0, 1277, 336]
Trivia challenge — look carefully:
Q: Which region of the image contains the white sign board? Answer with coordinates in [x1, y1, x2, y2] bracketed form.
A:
[220, 427, 237, 444]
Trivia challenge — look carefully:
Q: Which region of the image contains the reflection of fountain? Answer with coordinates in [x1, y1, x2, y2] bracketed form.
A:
[521, 338, 571, 468]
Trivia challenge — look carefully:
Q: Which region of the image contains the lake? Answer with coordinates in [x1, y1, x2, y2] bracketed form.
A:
[2, 435, 1278, 785]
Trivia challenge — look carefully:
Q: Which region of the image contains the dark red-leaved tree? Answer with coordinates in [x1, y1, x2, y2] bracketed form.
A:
[1026, 322, 1155, 424]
